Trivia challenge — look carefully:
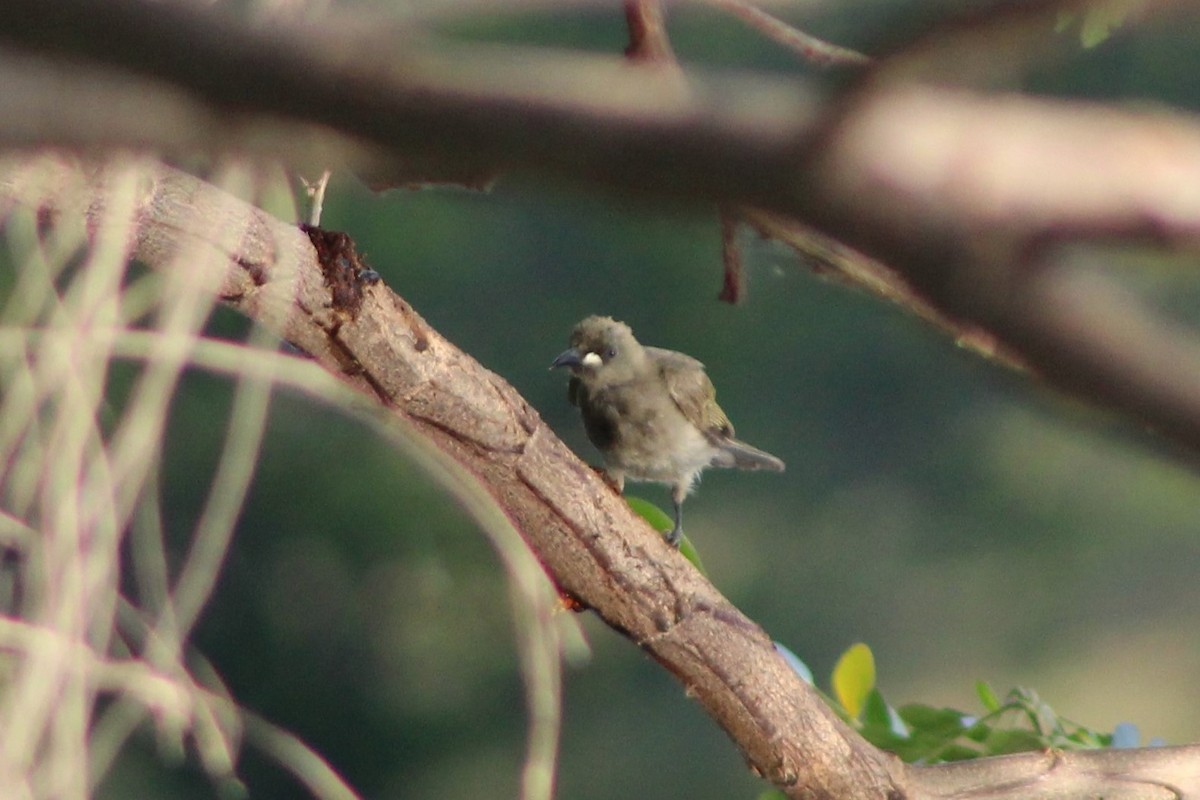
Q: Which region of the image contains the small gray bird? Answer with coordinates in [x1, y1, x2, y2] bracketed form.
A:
[551, 315, 784, 546]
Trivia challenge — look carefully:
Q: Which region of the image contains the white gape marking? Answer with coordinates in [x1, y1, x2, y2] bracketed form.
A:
[581, 351, 603, 368]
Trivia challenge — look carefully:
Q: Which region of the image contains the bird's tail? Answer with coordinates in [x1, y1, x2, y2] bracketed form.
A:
[715, 439, 785, 472]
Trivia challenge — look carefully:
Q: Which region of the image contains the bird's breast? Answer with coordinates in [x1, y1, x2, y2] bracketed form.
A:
[579, 384, 719, 483]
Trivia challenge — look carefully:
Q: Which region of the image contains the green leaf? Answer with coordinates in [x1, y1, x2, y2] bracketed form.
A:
[832, 643, 875, 720]
[861, 689, 891, 728]
[981, 728, 1049, 756]
[898, 703, 966, 731]
[962, 717, 993, 743]
[624, 497, 706, 574]
[861, 689, 910, 744]
[866, 682, 1121, 765]
[1056, 0, 1142, 48]
[626, 496, 673, 532]
[1067, 727, 1110, 749]
[934, 743, 988, 762]
[975, 680, 1001, 713]
[857, 721, 912, 754]
[676, 534, 707, 575]
[1079, 0, 1138, 48]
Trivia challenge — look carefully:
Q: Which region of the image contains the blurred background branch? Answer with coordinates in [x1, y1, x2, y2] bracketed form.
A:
[4, 0, 1200, 453]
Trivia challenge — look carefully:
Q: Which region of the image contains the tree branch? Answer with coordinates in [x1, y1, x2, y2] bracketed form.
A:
[9, 0, 1198, 451]
[624, 0, 676, 63]
[4, 151, 1198, 800]
[803, 84, 1200, 452]
[0, 154, 897, 800]
[698, 0, 870, 66]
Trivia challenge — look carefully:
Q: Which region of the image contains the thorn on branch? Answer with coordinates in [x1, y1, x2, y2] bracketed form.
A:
[300, 169, 332, 227]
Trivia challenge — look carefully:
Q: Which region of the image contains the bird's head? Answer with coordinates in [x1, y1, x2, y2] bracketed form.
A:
[551, 315, 645, 386]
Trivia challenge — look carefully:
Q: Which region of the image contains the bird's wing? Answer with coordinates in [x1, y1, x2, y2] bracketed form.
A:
[648, 347, 734, 438]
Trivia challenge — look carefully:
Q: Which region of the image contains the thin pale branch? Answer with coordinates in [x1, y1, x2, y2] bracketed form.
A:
[738, 207, 1026, 368]
[698, 0, 870, 66]
[718, 207, 746, 303]
[302, 170, 333, 227]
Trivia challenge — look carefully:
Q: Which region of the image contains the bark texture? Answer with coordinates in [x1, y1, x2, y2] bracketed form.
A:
[5, 153, 1198, 800]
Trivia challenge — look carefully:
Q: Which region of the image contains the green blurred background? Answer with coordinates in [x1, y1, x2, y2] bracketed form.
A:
[100, 3, 1200, 798]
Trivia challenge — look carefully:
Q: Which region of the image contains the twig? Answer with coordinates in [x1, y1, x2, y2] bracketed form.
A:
[302, 169, 333, 226]
[698, 0, 871, 66]
[718, 207, 745, 303]
[624, 0, 675, 62]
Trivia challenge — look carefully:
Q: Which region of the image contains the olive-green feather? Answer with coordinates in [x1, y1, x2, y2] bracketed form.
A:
[648, 347, 734, 438]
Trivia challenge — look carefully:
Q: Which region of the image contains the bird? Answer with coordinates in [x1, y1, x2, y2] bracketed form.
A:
[550, 315, 784, 547]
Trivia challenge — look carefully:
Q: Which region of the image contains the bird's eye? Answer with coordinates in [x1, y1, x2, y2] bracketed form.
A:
[606, 348, 617, 358]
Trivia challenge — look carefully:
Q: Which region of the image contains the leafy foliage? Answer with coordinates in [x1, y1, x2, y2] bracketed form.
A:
[1055, 0, 1143, 48]
[640, 513, 1164, 800]
[831, 643, 875, 720]
[780, 642, 1159, 767]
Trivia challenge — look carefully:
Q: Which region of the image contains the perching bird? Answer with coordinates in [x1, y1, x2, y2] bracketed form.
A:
[551, 315, 784, 546]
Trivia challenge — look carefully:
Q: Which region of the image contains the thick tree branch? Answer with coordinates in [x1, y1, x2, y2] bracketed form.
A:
[803, 85, 1200, 452]
[4, 153, 1199, 800]
[0, 155, 897, 800]
[1, 0, 828, 201]
[5, 0, 1200, 454]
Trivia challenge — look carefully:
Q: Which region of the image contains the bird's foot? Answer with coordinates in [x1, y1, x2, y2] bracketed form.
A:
[666, 495, 684, 548]
[665, 524, 683, 548]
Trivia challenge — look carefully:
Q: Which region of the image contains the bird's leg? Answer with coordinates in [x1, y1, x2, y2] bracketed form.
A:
[667, 500, 683, 547]
[667, 483, 686, 547]
[601, 468, 625, 494]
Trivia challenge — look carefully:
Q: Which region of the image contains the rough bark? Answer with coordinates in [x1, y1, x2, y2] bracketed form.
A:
[4, 153, 1198, 800]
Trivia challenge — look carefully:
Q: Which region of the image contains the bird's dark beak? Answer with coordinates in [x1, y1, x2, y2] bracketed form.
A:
[550, 348, 583, 370]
